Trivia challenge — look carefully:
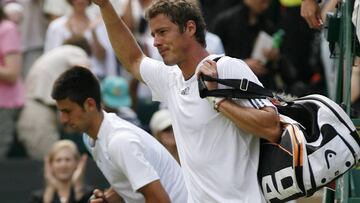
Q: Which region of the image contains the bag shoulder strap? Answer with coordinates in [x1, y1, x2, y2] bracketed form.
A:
[198, 56, 273, 99]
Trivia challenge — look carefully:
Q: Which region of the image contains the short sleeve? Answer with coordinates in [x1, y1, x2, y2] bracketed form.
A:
[108, 132, 159, 191]
[139, 57, 173, 102]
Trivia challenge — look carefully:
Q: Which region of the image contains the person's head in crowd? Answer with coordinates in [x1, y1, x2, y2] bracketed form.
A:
[52, 67, 102, 134]
[145, 0, 207, 65]
[40, 139, 91, 203]
[47, 140, 81, 181]
[149, 109, 179, 164]
[63, 35, 92, 56]
[66, 0, 92, 8]
[101, 75, 132, 113]
[3, 2, 23, 24]
[243, 0, 270, 15]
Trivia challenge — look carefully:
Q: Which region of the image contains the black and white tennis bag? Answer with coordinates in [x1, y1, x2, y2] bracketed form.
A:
[258, 94, 360, 202]
[198, 74, 360, 203]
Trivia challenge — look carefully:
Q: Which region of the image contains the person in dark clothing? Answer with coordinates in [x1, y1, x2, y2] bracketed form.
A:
[212, 0, 295, 91]
[199, 0, 240, 26]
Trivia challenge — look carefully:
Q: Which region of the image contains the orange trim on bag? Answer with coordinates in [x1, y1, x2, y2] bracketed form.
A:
[288, 124, 303, 167]
[293, 126, 303, 167]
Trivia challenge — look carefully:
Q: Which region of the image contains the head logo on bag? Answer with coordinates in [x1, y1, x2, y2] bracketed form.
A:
[198, 70, 360, 202]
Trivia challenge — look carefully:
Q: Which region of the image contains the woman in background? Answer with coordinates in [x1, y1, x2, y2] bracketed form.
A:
[30, 140, 93, 203]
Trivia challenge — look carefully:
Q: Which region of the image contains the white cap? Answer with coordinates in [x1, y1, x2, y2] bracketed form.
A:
[149, 109, 172, 135]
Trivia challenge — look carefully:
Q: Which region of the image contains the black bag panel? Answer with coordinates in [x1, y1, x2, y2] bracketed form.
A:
[277, 102, 320, 143]
[258, 124, 305, 202]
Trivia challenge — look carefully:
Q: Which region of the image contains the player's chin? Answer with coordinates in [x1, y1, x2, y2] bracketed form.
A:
[163, 58, 177, 66]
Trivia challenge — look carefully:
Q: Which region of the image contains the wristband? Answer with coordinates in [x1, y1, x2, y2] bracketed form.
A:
[206, 97, 226, 112]
[214, 98, 227, 112]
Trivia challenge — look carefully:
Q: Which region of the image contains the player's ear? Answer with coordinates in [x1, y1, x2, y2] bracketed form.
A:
[184, 20, 196, 36]
[84, 98, 97, 111]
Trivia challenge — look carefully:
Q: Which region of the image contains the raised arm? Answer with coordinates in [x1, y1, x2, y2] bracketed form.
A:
[92, 0, 145, 81]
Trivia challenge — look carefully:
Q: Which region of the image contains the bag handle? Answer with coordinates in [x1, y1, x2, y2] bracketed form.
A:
[199, 74, 274, 98]
[198, 56, 274, 99]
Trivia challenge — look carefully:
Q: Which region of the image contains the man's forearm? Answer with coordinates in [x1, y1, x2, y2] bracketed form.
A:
[215, 99, 281, 142]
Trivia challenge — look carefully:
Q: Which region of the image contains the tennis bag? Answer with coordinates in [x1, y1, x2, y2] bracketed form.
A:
[198, 75, 360, 202]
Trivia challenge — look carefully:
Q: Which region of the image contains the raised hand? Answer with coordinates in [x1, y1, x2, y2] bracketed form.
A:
[301, 0, 323, 29]
[197, 60, 219, 90]
[44, 156, 60, 188]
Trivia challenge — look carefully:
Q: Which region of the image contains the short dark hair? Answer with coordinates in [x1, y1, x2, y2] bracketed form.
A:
[146, 0, 207, 47]
[63, 35, 92, 56]
[51, 66, 102, 110]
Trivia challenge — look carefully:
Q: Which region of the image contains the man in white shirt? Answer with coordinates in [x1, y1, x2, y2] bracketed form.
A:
[51, 67, 187, 203]
[91, 0, 281, 202]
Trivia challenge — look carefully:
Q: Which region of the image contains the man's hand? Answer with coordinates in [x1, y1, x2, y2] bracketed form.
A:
[301, 0, 323, 29]
[104, 188, 125, 203]
[89, 189, 108, 203]
[90, 188, 125, 203]
[197, 60, 219, 90]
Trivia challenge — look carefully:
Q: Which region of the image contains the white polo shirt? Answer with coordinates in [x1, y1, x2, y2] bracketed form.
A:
[85, 112, 187, 203]
[140, 55, 272, 202]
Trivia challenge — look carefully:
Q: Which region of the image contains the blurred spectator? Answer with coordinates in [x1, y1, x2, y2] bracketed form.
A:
[3, 1, 23, 24]
[0, 3, 24, 158]
[101, 75, 142, 127]
[279, 0, 325, 96]
[149, 109, 179, 164]
[43, 0, 123, 22]
[212, 0, 296, 91]
[17, 36, 90, 160]
[43, 0, 71, 21]
[30, 140, 93, 203]
[44, 0, 116, 80]
[300, 0, 322, 29]
[18, 0, 47, 78]
[199, 0, 240, 27]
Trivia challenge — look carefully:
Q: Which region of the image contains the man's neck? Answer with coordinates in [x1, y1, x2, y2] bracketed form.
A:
[179, 47, 209, 80]
[87, 110, 104, 140]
